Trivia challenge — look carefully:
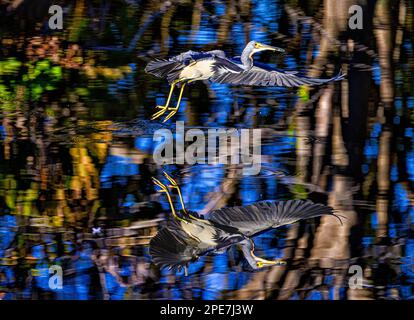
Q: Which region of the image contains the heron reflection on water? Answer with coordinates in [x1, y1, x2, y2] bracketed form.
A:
[149, 172, 343, 276]
[145, 41, 345, 122]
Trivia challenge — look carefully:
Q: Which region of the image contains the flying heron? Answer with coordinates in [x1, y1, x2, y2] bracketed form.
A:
[149, 172, 342, 275]
[145, 41, 345, 122]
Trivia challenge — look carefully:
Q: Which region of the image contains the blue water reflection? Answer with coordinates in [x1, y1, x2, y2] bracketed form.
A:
[0, 0, 413, 300]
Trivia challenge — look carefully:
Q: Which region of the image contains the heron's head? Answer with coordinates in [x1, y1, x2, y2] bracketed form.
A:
[245, 41, 285, 58]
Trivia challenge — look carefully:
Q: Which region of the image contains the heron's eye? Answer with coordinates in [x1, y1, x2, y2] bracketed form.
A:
[254, 43, 260, 49]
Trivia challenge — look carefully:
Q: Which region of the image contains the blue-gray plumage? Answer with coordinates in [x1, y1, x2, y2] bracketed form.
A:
[145, 41, 345, 122]
[149, 172, 342, 275]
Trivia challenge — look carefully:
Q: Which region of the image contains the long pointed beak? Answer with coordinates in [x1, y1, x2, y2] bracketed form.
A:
[258, 43, 285, 53]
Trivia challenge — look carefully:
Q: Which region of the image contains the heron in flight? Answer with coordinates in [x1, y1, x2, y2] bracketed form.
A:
[149, 172, 342, 275]
[145, 41, 345, 122]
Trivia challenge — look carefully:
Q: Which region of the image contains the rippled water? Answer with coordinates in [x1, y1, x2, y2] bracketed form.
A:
[0, 0, 414, 300]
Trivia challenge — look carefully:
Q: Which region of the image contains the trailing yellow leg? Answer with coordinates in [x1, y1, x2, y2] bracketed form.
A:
[163, 172, 187, 214]
[151, 79, 180, 120]
[163, 82, 186, 122]
[162, 171, 199, 220]
[152, 177, 188, 224]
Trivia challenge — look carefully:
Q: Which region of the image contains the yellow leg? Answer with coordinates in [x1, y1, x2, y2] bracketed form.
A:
[162, 171, 199, 220]
[163, 82, 186, 122]
[151, 79, 180, 120]
[163, 172, 188, 214]
[152, 177, 188, 224]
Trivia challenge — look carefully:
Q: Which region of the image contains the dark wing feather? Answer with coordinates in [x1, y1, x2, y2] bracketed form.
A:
[211, 63, 345, 87]
[208, 200, 339, 237]
[149, 220, 203, 272]
[144, 58, 184, 81]
[212, 57, 245, 74]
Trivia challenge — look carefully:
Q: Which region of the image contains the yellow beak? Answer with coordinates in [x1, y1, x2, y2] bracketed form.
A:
[256, 42, 285, 53]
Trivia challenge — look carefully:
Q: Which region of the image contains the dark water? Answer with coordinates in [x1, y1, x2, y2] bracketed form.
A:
[0, 0, 414, 300]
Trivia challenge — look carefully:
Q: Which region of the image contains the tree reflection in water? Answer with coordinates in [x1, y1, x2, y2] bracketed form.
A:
[0, 0, 413, 300]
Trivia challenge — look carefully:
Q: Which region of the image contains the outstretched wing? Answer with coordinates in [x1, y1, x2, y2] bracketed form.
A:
[208, 200, 339, 237]
[149, 220, 203, 272]
[211, 62, 345, 87]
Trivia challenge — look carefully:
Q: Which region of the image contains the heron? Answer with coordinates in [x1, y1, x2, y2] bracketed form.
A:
[149, 172, 342, 276]
[145, 41, 345, 122]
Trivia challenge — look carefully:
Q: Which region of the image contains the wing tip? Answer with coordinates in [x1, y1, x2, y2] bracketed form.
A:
[333, 70, 347, 81]
[331, 211, 347, 226]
